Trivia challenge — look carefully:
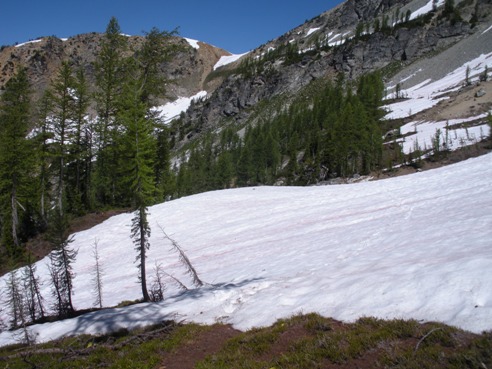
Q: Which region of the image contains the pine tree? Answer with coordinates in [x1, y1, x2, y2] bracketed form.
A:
[67, 68, 91, 213]
[0, 68, 32, 258]
[154, 127, 175, 200]
[51, 61, 76, 215]
[93, 17, 128, 206]
[91, 239, 104, 309]
[4, 270, 25, 329]
[137, 27, 178, 104]
[33, 90, 55, 224]
[117, 60, 157, 302]
[444, 0, 455, 15]
[47, 211, 77, 317]
[22, 253, 45, 322]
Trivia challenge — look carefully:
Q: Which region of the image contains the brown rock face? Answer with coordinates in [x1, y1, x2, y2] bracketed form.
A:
[0, 33, 231, 106]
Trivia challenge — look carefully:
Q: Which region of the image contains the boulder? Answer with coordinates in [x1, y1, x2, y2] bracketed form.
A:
[475, 88, 486, 98]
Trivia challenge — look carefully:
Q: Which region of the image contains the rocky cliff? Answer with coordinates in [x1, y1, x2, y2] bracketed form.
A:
[174, 0, 491, 146]
[0, 33, 229, 105]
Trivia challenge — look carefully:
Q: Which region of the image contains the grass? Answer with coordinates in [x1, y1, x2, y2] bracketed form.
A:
[197, 314, 492, 369]
[0, 321, 209, 369]
[0, 314, 490, 368]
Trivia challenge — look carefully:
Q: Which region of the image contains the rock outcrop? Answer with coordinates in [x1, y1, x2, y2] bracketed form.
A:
[0, 33, 229, 105]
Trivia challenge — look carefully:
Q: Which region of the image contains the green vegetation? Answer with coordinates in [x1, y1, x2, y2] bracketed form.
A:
[0, 321, 209, 369]
[0, 17, 178, 318]
[198, 314, 491, 369]
[175, 72, 384, 196]
[3, 314, 486, 368]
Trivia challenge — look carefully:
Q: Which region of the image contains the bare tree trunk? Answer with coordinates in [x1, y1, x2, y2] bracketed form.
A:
[92, 239, 104, 308]
[11, 188, 19, 248]
[58, 155, 64, 216]
[140, 208, 150, 302]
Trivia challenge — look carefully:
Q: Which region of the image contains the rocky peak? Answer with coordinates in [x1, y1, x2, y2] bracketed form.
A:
[174, 0, 491, 148]
[0, 33, 230, 105]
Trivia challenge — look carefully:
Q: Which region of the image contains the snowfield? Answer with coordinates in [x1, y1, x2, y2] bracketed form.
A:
[397, 114, 490, 154]
[214, 52, 249, 70]
[151, 91, 207, 124]
[1, 154, 491, 346]
[384, 52, 492, 120]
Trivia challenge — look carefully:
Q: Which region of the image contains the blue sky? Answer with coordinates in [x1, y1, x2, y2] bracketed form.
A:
[0, 1, 343, 53]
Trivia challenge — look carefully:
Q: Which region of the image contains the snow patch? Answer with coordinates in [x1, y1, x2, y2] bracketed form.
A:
[396, 113, 491, 153]
[152, 91, 207, 123]
[184, 38, 200, 49]
[15, 39, 42, 48]
[384, 52, 492, 119]
[482, 25, 492, 35]
[306, 27, 321, 37]
[214, 52, 249, 70]
[1, 153, 492, 346]
[410, 0, 444, 20]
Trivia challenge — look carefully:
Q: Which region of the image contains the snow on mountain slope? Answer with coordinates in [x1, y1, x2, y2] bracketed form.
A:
[152, 91, 207, 123]
[214, 52, 249, 70]
[384, 52, 492, 120]
[1, 154, 491, 346]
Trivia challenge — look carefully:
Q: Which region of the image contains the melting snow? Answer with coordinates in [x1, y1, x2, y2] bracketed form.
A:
[0, 153, 491, 346]
[15, 39, 42, 48]
[214, 52, 249, 70]
[396, 113, 491, 154]
[151, 91, 207, 123]
[482, 25, 492, 35]
[306, 27, 321, 37]
[410, 0, 445, 20]
[184, 38, 200, 49]
[384, 52, 492, 120]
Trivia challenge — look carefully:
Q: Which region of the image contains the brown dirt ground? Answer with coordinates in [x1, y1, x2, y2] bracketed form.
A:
[26, 209, 129, 261]
[158, 324, 240, 369]
[155, 319, 486, 369]
[422, 79, 492, 122]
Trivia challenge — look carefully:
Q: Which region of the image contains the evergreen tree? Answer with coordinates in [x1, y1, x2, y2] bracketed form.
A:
[374, 18, 381, 33]
[0, 68, 32, 258]
[93, 17, 128, 206]
[47, 211, 77, 317]
[444, 0, 455, 15]
[91, 239, 104, 309]
[4, 270, 25, 329]
[357, 71, 385, 121]
[154, 127, 175, 201]
[22, 253, 45, 322]
[117, 60, 157, 302]
[67, 68, 91, 213]
[51, 61, 76, 215]
[137, 27, 178, 104]
[355, 22, 364, 40]
[33, 90, 55, 224]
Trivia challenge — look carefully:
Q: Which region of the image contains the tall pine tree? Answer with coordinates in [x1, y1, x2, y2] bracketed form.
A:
[0, 68, 33, 258]
[50, 61, 76, 215]
[93, 17, 128, 206]
[118, 60, 157, 302]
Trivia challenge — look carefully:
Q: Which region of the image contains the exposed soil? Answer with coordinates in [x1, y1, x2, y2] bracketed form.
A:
[154, 317, 491, 369]
[28, 209, 129, 260]
[0, 209, 128, 277]
[418, 79, 492, 123]
[375, 137, 492, 180]
[158, 324, 241, 369]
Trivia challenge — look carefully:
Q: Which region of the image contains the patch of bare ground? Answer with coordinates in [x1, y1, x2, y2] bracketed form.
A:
[421, 79, 492, 123]
[155, 315, 491, 369]
[0, 209, 128, 277]
[29, 209, 128, 260]
[376, 137, 492, 180]
[158, 324, 240, 369]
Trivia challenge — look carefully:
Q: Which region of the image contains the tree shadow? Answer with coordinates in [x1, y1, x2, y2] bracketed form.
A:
[66, 277, 264, 337]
